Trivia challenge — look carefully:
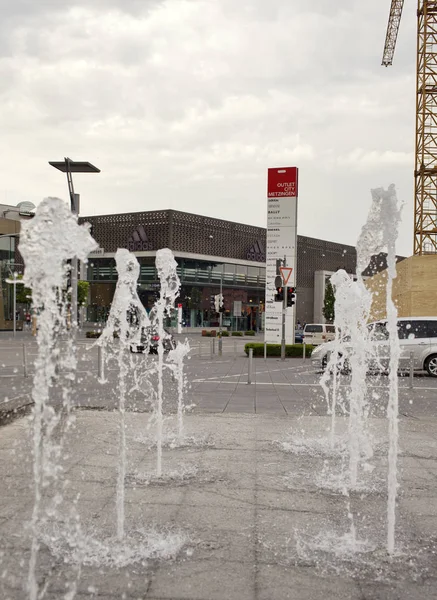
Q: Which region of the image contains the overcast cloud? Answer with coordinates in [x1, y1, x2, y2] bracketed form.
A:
[0, 0, 417, 255]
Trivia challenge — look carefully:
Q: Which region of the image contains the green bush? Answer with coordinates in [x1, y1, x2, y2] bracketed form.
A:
[231, 331, 243, 336]
[245, 330, 256, 336]
[86, 331, 101, 339]
[204, 331, 212, 337]
[244, 343, 314, 358]
[219, 330, 229, 337]
[85, 330, 118, 339]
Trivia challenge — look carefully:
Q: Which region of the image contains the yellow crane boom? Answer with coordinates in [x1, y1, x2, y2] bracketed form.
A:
[382, 1, 437, 254]
[382, 0, 405, 66]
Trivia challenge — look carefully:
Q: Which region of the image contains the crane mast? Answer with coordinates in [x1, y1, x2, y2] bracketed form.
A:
[383, 1, 437, 254]
[415, 1, 437, 254]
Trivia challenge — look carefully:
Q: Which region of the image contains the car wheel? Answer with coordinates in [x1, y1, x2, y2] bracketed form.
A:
[425, 354, 437, 377]
[321, 356, 328, 371]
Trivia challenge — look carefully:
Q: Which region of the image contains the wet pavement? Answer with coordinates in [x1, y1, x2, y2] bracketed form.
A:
[1, 412, 436, 599]
[1, 332, 437, 599]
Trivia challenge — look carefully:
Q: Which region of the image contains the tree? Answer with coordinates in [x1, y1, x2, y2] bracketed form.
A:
[13, 275, 89, 308]
[187, 286, 202, 310]
[14, 275, 32, 305]
[322, 280, 335, 323]
[77, 280, 90, 306]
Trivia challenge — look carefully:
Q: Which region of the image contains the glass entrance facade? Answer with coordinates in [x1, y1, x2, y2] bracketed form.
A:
[86, 256, 266, 331]
[0, 234, 17, 322]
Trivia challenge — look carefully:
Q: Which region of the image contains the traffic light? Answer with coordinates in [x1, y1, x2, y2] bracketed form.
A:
[287, 287, 296, 307]
[214, 293, 224, 313]
[274, 286, 283, 302]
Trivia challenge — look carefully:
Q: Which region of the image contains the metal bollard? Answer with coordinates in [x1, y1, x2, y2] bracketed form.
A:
[234, 339, 237, 357]
[247, 348, 253, 384]
[98, 345, 105, 382]
[409, 351, 414, 389]
[212, 338, 216, 355]
[23, 343, 28, 378]
[218, 336, 223, 357]
[199, 341, 202, 358]
[264, 341, 267, 362]
[210, 339, 213, 359]
[303, 343, 306, 362]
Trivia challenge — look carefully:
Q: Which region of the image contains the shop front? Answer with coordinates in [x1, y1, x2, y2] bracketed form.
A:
[85, 254, 266, 331]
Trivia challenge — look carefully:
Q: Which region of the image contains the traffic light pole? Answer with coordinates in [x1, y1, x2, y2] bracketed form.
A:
[281, 284, 287, 361]
[281, 255, 287, 361]
[218, 269, 223, 356]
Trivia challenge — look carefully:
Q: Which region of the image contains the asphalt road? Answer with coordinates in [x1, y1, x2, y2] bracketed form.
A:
[0, 331, 436, 422]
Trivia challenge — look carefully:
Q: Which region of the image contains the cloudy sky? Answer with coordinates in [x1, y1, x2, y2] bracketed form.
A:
[0, 0, 417, 255]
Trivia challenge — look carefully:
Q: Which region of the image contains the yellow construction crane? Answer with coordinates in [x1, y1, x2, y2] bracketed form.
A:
[382, 1, 437, 255]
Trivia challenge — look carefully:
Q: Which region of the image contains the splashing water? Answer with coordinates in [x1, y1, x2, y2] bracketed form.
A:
[41, 524, 187, 568]
[277, 431, 347, 458]
[167, 340, 191, 442]
[97, 249, 151, 541]
[19, 198, 97, 600]
[366, 185, 403, 554]
[153, 249, 181, 477]
[330, 268, 373, 487]
[322, 185, 402, 554]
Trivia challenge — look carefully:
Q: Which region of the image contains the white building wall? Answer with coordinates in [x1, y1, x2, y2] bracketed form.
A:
[313, 270, 368, 324]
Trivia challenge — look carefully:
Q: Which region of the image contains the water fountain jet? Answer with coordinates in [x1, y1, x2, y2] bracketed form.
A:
[19, 197, 97, 600]
[153, 248, 181, 477]
[97, 248, 151, 541]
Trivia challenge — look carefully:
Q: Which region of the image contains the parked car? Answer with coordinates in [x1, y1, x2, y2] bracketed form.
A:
[130, 327, 176, 354]
[303, 323, 336, 346]
[311, 317, 437, 377]
[295, 329, 304, 344]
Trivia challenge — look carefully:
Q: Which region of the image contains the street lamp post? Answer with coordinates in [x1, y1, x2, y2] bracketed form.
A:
[218, 266, 223, 356]
[49, 158, 100, 329]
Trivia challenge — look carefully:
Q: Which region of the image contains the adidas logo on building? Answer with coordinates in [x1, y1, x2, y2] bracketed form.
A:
[127, 225, 153, 251]
[246, 240, 266, 262]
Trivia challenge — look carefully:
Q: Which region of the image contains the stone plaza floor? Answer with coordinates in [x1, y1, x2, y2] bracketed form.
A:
[1, 410, 437, 600]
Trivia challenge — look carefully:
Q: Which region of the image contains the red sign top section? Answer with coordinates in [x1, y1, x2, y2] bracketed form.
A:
[267, 167, 298, 198]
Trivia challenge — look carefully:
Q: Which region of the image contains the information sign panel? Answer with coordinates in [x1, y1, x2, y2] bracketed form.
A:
[264, 167, 298, 343]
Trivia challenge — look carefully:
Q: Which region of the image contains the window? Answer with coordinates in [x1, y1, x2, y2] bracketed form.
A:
[88, 263, 98, 281]
[139, 258, 156, 281]
[326, 326, 336, 333]
[259, 268, 266, 286]
[96, 259, 115, 280]
[305, 325, 323, 333]
[210, 264, 223, 284]
[223, 264, 235, 284]
[0, 236, 14, 263]
[235, 265, 247, 284]
[426, 320, 437, 338]
[247, 266, 259, 286]
[397, 320, 428, 340]
[183, 260, 197, 282]
[196, 263, 210, 282]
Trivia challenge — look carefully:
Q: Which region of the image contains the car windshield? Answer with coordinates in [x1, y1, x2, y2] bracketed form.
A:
[305, 325, 323, 333]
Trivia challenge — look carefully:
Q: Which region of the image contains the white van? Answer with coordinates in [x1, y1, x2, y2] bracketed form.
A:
[311, 317, 437, 377]
[303, 323, 336, 346]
